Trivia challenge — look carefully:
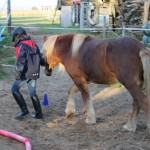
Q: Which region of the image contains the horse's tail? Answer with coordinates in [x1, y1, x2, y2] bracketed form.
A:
[139, 47, 150, 99]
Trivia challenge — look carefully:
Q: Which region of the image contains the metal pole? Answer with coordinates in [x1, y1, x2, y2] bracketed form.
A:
[103, 16, 106, 39]
[52, 7, 57, 24]
[80, 2, 84, 30]
[7, 0, 11, 34]
[122, 22, 126, 37]
[76, 4, 79, 26]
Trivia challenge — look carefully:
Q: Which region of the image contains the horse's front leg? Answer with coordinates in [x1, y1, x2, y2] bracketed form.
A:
[65, 84, 79, 119]
[80, 84, 96, 124]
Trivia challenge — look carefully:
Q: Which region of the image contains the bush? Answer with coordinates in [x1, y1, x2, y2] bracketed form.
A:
[32, 7, 38, 10]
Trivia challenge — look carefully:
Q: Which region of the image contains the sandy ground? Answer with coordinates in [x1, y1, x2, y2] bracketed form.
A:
[0, 34, 150, 150]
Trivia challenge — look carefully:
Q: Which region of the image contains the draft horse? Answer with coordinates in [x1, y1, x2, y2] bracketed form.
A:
[43, 33, 150, 134]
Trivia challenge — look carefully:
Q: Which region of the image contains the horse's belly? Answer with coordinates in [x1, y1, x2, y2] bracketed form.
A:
[89, 72, 118, 84]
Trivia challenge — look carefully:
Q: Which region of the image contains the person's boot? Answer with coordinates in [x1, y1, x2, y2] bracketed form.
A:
[31, 95, 43, 119]
[12, 91, 29, 119]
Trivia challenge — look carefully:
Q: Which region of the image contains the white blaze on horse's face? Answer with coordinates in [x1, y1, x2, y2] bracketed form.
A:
[43, 35, 59, 70]
[71, 34, 88, 56]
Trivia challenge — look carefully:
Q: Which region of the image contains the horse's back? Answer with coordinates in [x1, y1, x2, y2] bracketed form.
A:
[78, 37, 144, 85]
[105, 37, 144, 85]
[110, 37, 143, 54]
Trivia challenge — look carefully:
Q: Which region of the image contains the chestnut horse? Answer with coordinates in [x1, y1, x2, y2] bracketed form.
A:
[43, 34, 150, 134]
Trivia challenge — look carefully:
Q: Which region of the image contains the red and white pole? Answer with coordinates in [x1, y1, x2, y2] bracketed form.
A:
[0, 129, 32, 150]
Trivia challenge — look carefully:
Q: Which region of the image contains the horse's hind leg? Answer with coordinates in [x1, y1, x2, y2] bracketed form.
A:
[123, 98, 141, 132]
[123, 85, 148, 132]
[65, 84, 79, 119]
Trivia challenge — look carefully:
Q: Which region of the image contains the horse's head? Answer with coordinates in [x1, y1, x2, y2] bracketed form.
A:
[43, 33, 88, 75]
[43, 35, 60, 73]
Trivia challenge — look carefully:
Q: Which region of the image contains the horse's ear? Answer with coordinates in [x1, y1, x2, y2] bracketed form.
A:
[43, 35, 48, 43]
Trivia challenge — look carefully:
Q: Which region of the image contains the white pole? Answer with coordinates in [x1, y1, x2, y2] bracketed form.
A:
[80, 2, 84, 30]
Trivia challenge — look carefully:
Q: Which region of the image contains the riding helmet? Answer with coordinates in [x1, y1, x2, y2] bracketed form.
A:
[12, 27, 27, 42]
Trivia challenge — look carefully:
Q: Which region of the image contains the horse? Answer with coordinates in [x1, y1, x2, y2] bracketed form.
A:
[43, 33, 150, 134]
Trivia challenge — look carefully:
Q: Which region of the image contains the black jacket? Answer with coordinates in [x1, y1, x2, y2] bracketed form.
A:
[15, 38, 41, 80]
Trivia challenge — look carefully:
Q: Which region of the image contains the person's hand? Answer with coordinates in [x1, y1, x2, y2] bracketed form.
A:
[15, 71, 21, 80]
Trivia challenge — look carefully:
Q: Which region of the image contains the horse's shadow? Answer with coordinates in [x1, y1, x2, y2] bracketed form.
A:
[91, 84, 132, 123]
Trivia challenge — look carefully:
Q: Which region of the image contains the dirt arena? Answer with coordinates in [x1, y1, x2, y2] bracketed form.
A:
[0, 34, 150, 150]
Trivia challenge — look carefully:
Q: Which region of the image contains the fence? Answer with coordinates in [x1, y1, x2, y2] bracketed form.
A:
[40, 6, 60, 23]
[0, 0, 7, 41]
[0, 0, 11, 41]
[0, 4, 150, 41]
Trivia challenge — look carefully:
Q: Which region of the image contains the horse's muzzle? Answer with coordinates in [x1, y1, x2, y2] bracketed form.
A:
[45, 68, 52, 76]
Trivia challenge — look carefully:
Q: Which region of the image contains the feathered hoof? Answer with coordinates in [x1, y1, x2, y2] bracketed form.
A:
[65, 113, 75, 120]
[85, 117, 96, 124]
[122, 124, 136, 132]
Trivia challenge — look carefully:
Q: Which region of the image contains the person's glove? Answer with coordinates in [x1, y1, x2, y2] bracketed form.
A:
[15, 71, 21, 80]
[45, 68, 52, 76]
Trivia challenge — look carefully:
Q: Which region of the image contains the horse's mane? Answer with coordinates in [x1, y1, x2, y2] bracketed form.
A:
[71, 34, 88, 56]
[43, 35, 59, 63]
[44, 34, 88, 59]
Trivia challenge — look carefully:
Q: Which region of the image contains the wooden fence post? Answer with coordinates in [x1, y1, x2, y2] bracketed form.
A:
[143, 0, 150, 24]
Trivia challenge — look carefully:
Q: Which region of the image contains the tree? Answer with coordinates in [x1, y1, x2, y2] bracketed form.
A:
[32, 7, 38, 10]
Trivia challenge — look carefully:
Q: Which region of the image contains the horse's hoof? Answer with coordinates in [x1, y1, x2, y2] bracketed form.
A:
[65, 113, 75, 119]
[122, 124, 136, 132]
[85, 118, 96, 124]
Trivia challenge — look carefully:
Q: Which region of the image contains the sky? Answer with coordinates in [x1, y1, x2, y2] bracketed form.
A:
[0, 0, 58, 10]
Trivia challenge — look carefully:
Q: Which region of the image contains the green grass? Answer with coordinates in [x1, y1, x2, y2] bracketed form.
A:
[97, 82, 123, 89]
[0, 57, 16, 65]
[12, 16, 58, 26]
[1, 12, 61, 32]
[109, 83, 123, 88]
[11, 15, 83, 35]
[0, 30, 16, 79]
[1, 11, 118, 37]
[0, 32, 15, 58]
